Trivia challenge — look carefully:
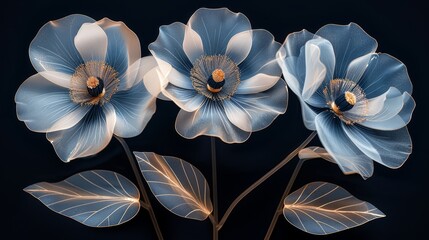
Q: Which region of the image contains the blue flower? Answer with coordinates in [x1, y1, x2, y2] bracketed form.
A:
[15, 14, 158, 162]
[148, 8, 288, 143]
[277, 23, 415, 178]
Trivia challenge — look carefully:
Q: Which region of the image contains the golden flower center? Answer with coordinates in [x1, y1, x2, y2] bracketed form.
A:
[87, 76, 100, 89]
[70, 61, 119, 106]
[207, 69, 226, 93]
[324, 79, 368, 125]
[190, 55, 240, 101]
[212, 69, 225, 82]
[344, 91, 356, 105]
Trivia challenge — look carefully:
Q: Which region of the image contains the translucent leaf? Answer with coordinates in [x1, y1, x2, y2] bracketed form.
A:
[299, 146, 335, 163]
[24, 170, 140, 227]
[283, 182, 385, 235]
[134, 152, 213, 220]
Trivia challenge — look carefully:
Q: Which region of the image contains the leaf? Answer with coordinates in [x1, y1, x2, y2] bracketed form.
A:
[24, 170, 140, 227]
[134, 152, 212, 220]
[283, 181, 385, 235]
[299, 146, 335, 163]
[299, 147, 359, 175]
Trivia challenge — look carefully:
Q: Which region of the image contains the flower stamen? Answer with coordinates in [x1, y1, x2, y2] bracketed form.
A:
[324, 79, 368, 124]
[207, 69, 226, 93]
[191, 55, 240, 101]
[345, 91, 356, 105]
[86, 76, 105, 97]
[70, 61, 119, 106]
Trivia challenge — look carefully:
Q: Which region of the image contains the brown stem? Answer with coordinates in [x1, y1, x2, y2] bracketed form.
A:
[264, 158, 306, 240]
[217, 131, 316, 230]
[115, 136, 164, 240]
[211, 137, 219, 240]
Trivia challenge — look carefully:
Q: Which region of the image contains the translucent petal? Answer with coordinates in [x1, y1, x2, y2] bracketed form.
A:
[29, 14, 94, 74]
[343, 125, 412, 169]
[74, 23, 107, 62]
[118, 56, 158, 92]
[143, 66, 167, 98]
[299, 98, 318, 131]
[111, 81, 156, 138]
[364, 87, 403, 121]
[38, 71, 72, 89]
[239, 29, 281, 80]
[97, 18, 141, 76]
[163, 84, 205, 112]
[15, 73, 90, 132]
[175, 102, 251, 143]
[315, 23, 377, 79]
[149, 22, 193, 76]
[351, 53, 412, 98]
[187, 8, 251, 55]
[315, 111, 374, 178]
[236, 74, 280, 94]
[225, 30, 252, 65]
[277, 54, 301, 96]
[183, 26, 204, 64]
[166, 66, 193, 89]
[223, 99, 252, 132]
[277, 29, 315, 96]
[233, 80, 287, 131]
[301, 38, 335, 106]
[361, 92, 415, 130]
[345, 53, 377, 83]
[46, 104, 116, 162]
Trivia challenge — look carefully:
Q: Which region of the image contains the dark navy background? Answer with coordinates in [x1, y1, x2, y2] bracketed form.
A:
[2, 0, 427, 239]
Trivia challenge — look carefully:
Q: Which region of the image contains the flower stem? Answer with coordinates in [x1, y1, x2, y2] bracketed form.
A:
[139, 200, 150, 209]
[264, 158, 306, 240]
[115, 136, 164, 240]
[217, 131, 316, 230]
[211, 137, 219, 240]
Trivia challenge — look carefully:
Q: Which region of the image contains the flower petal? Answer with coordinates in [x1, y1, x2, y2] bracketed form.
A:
[46, 105, 116, 162]
[141, 60, 167, 98]
[236, 30, 282, 94]
[29, 14, 95, 74]
[15, 73, 90, 132]
[239, 29, 281, 80]
[343, 124, 412, 169]
[301, 38, 335, 107]
[97, 18, 141, 76]
[364, 87, 404, 121]
[119, 56, 159, 91]
[74, 22, 108, 62]
[350, 53, 412, 98]
[166, 66, 194, 89]
[315, 111, 374, 178]
[175, 102, 251, 143]
[225, 30, 252, 65]
[236, 74, 280, 94]
[345, 53, 377, 83]
[360, 91, 415, 130]
[223, 99, 252, 132]
[183, 26, 204, 64]
[163, 84, 205, 112]
[315, 23, 377, 79]
[111, 81, 156, 138]
[277, 29, 315, 97]
[299, 99, 319, 131]
[38, 71, 72, 89]
[232, 80, 288, 131]
[187, 8, 251, 55]
[149, 22, 193, 76]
